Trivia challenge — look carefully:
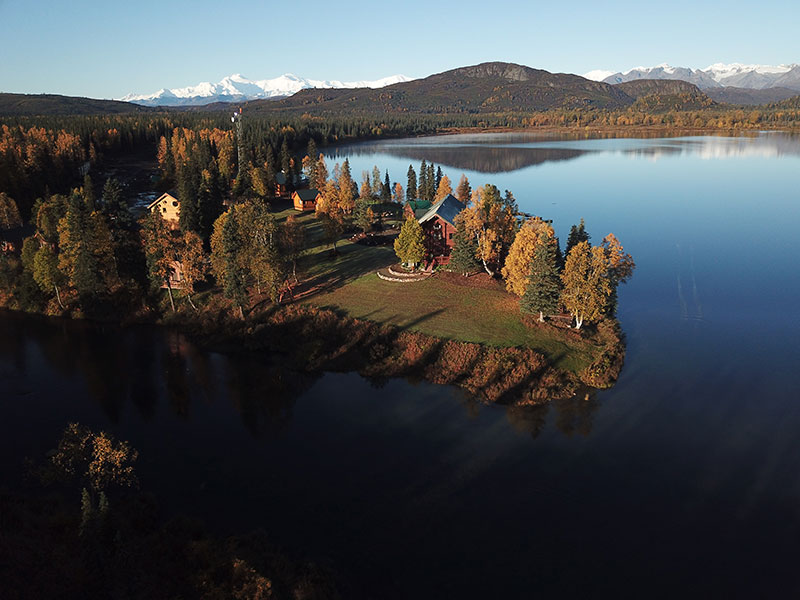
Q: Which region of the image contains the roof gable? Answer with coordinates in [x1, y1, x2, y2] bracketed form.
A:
[146, 192, 178, 210]
[417, 194, 466, 227]
[294, 188, 321, 201]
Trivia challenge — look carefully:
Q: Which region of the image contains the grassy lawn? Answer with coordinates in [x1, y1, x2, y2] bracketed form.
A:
[276, 199, 596, 374]
[305, 271, 597, 374]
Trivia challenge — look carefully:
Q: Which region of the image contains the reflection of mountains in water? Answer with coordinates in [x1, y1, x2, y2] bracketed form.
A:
[328, 132, 800, 173]
[329, 144, 589, 173]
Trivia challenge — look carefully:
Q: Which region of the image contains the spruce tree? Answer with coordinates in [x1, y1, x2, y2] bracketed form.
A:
[58, 192, 101, 301]
[381, 171, 391, 201]
[306, 139, 318, 167]
[418, 160, 428, 201]
[426, 163, 436, 201]
[565, 218, 590, 257]
[279, 139, 291, 175]
[82, 175, 95, 211]
[101, 178, 131, 229]
[354, 199, 375, 234]
[406, 165, 417, 201]
[520, 233, 562, 322]
[178, 166, 200, 234]
[221, 210, 248, 318]
[448, 219, 479, 276]
[199, 165, 224, 240]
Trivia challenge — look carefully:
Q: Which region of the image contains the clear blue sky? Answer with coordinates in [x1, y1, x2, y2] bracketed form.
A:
[1, 0, 798, 99]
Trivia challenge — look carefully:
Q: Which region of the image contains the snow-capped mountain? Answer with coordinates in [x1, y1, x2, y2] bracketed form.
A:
[120, 73, 414, 106]
[584, 63, 800, 91]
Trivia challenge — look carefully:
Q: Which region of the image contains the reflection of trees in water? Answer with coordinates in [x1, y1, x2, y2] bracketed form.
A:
[129, 330, 158, 422]
[224, 355, 318, 439]
[3, 312, 602, 442]
[552, 394, 600, 437]
[0, 311, 29, 375]
[504, 393, 600, 438]
[14, 317, 131, 423]
[331, 145, 587, 173]
[382, 146, 587, 173]
[506, 404, 550, 439]
[164, 330, 191, 419]
[327, 132, 800, 174]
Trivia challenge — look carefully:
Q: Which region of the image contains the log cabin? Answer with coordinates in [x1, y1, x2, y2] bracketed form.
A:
[417, 194, 466, 265]
[292, 188, 323, 211]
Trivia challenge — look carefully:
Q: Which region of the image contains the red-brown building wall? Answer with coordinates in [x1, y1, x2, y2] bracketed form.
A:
[421, 216, 457, 263]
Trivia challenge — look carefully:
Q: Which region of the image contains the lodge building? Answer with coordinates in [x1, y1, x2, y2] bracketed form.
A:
[416, 194, 466, 265]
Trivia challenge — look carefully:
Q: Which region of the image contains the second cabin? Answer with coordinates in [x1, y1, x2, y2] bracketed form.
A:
[292, 188, 323, 212]
[147, 192, 180, 229]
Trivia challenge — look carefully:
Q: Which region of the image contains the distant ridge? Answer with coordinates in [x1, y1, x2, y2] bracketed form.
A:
[705, 86, 800, 105]
[244, 61, 635, 115]
[0, 93, 153, 116]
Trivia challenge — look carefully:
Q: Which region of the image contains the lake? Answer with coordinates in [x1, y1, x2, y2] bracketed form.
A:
[3, 132, 800, 597]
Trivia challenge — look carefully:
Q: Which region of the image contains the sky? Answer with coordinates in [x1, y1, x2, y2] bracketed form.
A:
[1, 0, 799, 99]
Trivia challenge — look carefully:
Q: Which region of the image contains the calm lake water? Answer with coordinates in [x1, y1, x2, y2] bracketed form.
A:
[3, 132, 800, 597]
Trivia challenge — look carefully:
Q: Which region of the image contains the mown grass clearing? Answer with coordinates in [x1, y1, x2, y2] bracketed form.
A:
[305, 271, 597, 374]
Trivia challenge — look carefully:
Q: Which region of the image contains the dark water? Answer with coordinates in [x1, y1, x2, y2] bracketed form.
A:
[4, 133, 800, 597]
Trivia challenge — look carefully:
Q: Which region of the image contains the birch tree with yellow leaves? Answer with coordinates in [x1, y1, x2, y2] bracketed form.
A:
[502, 217, 556, 296]
[560, 241, 611, 330]
[458, 184, 518, 276]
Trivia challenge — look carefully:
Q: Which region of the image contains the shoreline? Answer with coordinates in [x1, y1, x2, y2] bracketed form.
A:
[0, 298, 626, 404]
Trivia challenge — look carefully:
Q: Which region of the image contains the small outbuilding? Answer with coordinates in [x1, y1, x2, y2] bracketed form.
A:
[292, 188, 322, 211]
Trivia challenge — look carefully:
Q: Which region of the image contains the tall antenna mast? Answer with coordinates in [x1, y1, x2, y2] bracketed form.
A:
[231, 107, 244, 179]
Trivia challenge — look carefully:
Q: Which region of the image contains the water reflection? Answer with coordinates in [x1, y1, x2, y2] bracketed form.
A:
[327, 131, 800, 173]
[339, 145, 588, 173]
[224, 356, 317, 438]
[0, 310, 595, 441]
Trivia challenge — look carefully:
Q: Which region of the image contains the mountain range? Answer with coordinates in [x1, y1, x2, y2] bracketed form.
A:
[3, 61, 800, 117]
[0, 63, 725, 117]
[586, 63, 800, 91]
[119, 62, 800, 109]
[240, 62, 637, 115]
[119, 73, 413, 106]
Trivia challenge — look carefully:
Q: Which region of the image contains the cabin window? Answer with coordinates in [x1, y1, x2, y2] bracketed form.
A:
[449, 233, 453, 240]
[172, 201, 178, 207]
[162, 207, 167, 213]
